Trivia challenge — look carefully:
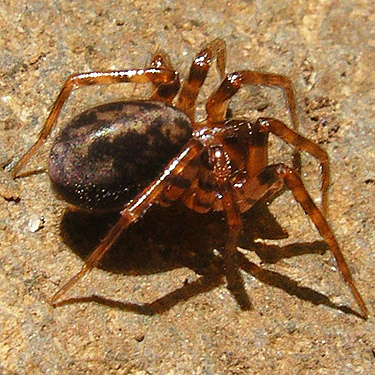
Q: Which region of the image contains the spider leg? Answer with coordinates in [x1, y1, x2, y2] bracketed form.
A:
[148, 52, 181, 103]
[177, 39, 226, 121]
[256, 117, 329, 216]
[206, 70, 301, 174]
[236, 163, 368, 318]
[209, 145, 252, 310]
[51, 139, 204, 305]
[13, 68, 179, 178]
[206, 70, 298, 127]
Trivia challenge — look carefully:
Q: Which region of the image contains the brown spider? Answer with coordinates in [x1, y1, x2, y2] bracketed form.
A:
[13, 39, 367, 318]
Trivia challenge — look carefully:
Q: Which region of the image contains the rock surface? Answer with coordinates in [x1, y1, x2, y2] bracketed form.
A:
[1, 1, 374, 374]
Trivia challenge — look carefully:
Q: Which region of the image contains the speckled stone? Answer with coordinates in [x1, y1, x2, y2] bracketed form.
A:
[1, 1, 374, 374]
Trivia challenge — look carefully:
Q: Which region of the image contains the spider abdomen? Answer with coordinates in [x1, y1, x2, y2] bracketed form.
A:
[49, 100, 192, 211]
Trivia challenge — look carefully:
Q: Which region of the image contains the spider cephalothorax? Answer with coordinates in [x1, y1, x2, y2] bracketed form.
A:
[13, 39, 367, 318]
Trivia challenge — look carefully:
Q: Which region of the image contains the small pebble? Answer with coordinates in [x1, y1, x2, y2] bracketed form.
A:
[27, 214, 45, 233]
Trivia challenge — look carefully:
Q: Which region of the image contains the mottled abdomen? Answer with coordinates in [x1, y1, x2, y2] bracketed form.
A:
[49, 101, 192, 211]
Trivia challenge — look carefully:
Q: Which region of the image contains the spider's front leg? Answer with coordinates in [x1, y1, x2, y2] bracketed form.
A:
[51, 139, 203, 305]
[206, 71, 298, 127]
[12, 68, 179, 178]
[277, 165, 368, 318]
[235, 163, 368, 318]
[208, 81, 329, 216]
[209, 145, 252, 310]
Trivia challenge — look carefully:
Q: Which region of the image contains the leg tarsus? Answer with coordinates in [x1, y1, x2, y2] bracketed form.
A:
[51, 214, 132, 305]
[224, 228, 253, 310]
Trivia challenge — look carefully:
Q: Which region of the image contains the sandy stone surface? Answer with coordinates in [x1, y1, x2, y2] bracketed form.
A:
[1, 1, 374, 374]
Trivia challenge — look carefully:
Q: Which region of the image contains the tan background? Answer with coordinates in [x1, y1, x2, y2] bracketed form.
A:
[0, 0, 374, 374]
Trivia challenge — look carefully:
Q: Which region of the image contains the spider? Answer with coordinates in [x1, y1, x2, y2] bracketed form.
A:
[13, 39, 367, 318]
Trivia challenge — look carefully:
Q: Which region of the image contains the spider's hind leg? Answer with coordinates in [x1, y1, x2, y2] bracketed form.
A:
[13, 68, 179, 178]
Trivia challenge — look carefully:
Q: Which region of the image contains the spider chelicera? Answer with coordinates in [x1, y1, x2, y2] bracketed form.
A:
[13, 39, 367, 318]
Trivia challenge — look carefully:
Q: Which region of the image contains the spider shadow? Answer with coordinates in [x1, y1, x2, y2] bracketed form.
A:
[57, 201, 361, 318]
